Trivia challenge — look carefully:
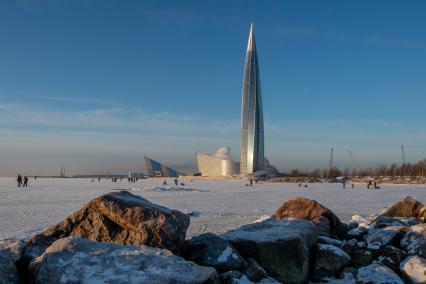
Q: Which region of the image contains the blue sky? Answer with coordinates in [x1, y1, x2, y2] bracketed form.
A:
[1, 0, 426, 176]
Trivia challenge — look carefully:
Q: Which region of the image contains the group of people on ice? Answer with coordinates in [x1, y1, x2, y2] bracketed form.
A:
[367, 179, 380, 189]
[17, 174, 29, 187]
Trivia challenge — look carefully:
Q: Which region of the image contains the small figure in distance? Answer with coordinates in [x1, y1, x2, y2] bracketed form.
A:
[98, 177, 101, 182]
[342, 179, 346, 189]
[374, 181, 380, 189]
[180, 182, 185, 186]
[23, 176, 28, 187]
[351, 182, 355, 189]
[17, 174, 22, 187]
[174, 178, 178, 186]
[249, 179, 253, 186]
[163, 180, 167, 185]
[304, 183, 308, 188]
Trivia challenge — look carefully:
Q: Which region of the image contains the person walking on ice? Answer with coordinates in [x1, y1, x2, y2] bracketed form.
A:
[23, 176, 28, 187]
[17, 174, 22, 187]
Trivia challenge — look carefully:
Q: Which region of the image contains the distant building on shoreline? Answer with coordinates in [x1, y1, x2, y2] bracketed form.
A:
[144, 156, 179, 177]
[240, 23, 265, 175]
[196, 147, 240, 177]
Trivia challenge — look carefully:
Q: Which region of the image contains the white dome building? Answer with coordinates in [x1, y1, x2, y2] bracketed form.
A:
[196, 147, 240, 177]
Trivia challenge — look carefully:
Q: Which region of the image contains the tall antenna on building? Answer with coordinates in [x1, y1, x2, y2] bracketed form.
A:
[348, 150, 356, 176]
[328, 146, 334, 178]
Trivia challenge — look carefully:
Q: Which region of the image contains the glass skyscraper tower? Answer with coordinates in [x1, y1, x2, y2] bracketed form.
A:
[240, 23, 264, 175]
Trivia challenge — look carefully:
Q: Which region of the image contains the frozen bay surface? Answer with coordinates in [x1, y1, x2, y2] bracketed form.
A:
[0, 177, 425, 240]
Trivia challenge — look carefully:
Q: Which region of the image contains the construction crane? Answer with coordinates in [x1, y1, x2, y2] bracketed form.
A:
[328, 146, 334, 178]
[348, 150, 356, 176]
[401, 145, 406, 177]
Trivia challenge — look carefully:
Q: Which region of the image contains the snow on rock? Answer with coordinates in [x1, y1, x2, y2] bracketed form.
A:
[0, 239, 25, 284]
[272, 196, 348, 237]
[400, 255, 426, 284]
[31, 237, 217, 284]
[365, 226, 405, 254]
[313, 244, 351, 279]
[182, 233, 245, 272]
[252, 215, 271, 223]
[346, 226, 368, 240]
[370, 216, 409, 230]
[221, 218, 317, 284]
[24, 190, 190, 262]
[317, 272, 356, 284]
[351, 214, 372, 226]
[357, 263, 403, 284]
[400, 223, 426, 257]
[373, 245, 406, 273]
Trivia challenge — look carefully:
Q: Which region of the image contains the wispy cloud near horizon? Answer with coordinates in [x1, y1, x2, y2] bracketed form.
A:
[276, 26, 426, 49]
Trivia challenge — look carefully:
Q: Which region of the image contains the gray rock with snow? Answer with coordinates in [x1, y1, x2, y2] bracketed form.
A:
[221, 218, 317, 284]
[400, 255, 426, 284]
[0, 239, 25, 284]
[346, 226, 368, 240]
[31, 237, 217, 284]
[365, 226, 405, 254]
[182, 233, 246, 272]
[371, 216, 409, 230]
[374, 245, 406, 273]
[400, 223, 426, 257]
[357, 263, 403, 284]
[313, 243, 351, 279]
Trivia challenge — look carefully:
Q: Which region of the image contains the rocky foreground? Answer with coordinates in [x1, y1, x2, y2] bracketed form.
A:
[1, 191, 425, 284]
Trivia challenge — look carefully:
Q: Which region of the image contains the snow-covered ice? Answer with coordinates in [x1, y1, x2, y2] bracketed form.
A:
[0, 177, 425, 240]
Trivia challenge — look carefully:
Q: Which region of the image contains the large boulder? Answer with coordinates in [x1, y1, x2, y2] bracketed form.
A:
[357, 263, 403, 284]
[182, 233, 246, 272]
[24, 191, 190, 262]
[313, 244, 351, 280]
[380, 196, 426, 221]
[400, 223, 426, 257]
[400, 255, 426, 284]
[0, 239, 25, 284]
[31, 237, 217, 284]
[221, 218, 317, 284]
[271, 196, 347, 237]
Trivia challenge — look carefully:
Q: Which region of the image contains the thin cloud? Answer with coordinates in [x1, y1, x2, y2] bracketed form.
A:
[276, 26, 426, 49]
[0, 102, 239, 138]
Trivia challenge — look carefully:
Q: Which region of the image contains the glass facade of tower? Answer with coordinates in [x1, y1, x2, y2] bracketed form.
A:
[240, 23, 264, 175]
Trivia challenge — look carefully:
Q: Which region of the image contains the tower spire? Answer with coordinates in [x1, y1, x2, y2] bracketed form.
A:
[247, 22, 256, 52]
